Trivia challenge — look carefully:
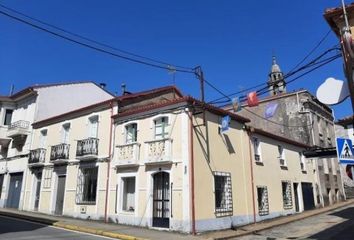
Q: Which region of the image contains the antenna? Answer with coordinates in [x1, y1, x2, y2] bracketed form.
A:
[342, 0, 351, 32]
[9, 84, 14, 95]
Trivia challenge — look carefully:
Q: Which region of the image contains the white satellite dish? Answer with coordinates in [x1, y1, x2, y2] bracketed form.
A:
[316, 77, 350, 105]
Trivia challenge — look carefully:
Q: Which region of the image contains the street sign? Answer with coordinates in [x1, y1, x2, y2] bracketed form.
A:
[221, 115, 230, 133]
[336, 138, 354, 164]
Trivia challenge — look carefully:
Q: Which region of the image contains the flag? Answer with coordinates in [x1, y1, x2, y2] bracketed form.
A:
[264, 102, 279, 118]
[232, 97, 241, 112]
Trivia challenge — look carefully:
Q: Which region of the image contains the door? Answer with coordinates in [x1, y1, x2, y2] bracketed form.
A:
[34, 172, 42, 211]
[301, 182, 315, 210]
[152, 172, 170, 228]
[293, 183, 299, 212]
[7, 173, 23, 208]
[55, 175, 66, 215]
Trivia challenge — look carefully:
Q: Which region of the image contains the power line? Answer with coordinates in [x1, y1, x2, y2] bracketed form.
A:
[0, 6, 195, 74]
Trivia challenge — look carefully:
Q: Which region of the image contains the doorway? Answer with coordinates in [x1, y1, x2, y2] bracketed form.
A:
[7, 172, 23, 209]
[293, 183, 299, 212]
[152, 172, 170, 228]
[302, 182, 315, 210]
[34, 171, 42, 211]
[54, 175, 66, 215]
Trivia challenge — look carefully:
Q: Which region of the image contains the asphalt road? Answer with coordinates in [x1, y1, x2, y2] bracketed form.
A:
[0, 215, 116, 240]
[235, 204, 354, 240]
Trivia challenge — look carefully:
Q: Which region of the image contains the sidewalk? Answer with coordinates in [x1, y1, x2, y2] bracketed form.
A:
[0, 199, 353, 240]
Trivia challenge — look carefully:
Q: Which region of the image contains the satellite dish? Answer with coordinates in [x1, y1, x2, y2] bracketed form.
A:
[316, 77, 350, 105]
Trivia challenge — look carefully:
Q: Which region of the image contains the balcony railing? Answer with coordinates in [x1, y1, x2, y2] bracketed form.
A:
[50, 143, 70, 161]
[76, 138, 99, 159]
[29, 148, 46, 165]
[7, 120, 30, 138]
[116, 142, 140, 167]
[145, 138, 172, 164]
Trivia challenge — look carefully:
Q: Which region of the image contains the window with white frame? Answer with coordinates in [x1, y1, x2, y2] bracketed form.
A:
[299, 152, 306, 171]
[61, 123, 70, 144]
[39, 129, 48, 148]
[76, 166, 98, 204]
[257, 186, 269, 216]
[214, 172, 233, 216]
[125, 123, 137, 144]
[253, 137, 261, 162]
[281, 181, 293, 209]
[278, 145, 286, 166]
[88, 115, 99, 138]
[121, 177, 136, 212]
[154, 117, 168, 140]
[42, 168, 52, 189]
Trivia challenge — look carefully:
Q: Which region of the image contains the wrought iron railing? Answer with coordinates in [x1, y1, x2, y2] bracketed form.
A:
[29, 148, 46, 164]
[50, 143, 70, 161]
[76, 138, 99, 157]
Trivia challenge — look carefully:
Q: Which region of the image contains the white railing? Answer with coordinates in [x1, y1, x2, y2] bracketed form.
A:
[145, 138, 172, 163]
[7, 120, 30, 137]
[115, 142, 140, 166]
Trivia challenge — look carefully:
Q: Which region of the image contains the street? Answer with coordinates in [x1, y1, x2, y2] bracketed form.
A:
[0, 215, 116, 240]
[235, 204, 354, 240]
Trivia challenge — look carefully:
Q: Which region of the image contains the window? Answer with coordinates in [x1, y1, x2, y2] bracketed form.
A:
[61, 123, 70, 144]
[214, 172, 233, 216]
[299, 152, 306, 171]
[278, 145, 286, 166]
[154, 117, 168, 140]
[42, 169, 52, 189]
[282, 181, 292, 209]
[88, 116, 99, 138]
[39, 129, 47, 148]
[76, 166, 98, 204]
[253, 137, 261, 162]
[257, 186, 269, 216]
[125, 123, 137, 144]
[122, 177, 136, 212]
[3, 109, 13, 125]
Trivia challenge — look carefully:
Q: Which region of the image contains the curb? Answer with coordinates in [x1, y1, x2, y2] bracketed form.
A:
[212, 199, 354, 240]
[0, 210, 147, 240]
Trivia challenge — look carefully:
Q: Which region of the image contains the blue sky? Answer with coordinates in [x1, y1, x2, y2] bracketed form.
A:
[0, 0, 351, 119]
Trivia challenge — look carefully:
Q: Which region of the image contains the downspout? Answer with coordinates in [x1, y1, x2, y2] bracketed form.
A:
[188, 109, 196, 234]
[246, 128, 256, 224]
[104, 100, 114, 223]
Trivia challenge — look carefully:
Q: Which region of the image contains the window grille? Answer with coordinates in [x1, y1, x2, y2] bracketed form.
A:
[282, 181, 292, 209]
[257, 186, 269, 216]
[76, 166, 98, 204]
[214, 171, 233, 216]
[253, 138, 261, 162]
[278, 145, 286, 166]
[43, 168, 52, 189]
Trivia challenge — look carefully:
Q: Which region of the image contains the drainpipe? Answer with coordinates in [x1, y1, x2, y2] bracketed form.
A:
[188, 110, 196, 234]
[246, 128, 257, 224]
[104, 101, 114, 223]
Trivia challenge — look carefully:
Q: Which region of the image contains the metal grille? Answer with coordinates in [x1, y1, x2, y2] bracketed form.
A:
[214, 171, 233, 216]
[257, 186, 269, 216]
[76, 166, 98, 204]
[282, 181, 293, 209]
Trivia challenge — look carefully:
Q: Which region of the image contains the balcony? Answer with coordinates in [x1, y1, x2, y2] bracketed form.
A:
[50, 143, 70, 164]
[115, 142, 140, 167]
[7, 120, 30, 138]
[28, 148, 46, 167]
[144, 138, 172, 165]
[76, 138, 99, 160]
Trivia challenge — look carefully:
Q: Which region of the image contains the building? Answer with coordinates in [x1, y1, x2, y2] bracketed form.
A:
[0, 82, 114, 209]
[335, 115, 354, 198]
[225, 57, 345, 207]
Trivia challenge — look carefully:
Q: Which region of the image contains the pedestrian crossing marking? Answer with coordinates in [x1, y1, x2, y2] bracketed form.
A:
[336, 138, 354, 164]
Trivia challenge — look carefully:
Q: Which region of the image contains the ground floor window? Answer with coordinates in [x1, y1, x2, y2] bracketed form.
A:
[214, 171, 233, 216]
[122, 177, 135, 212]
[257, 186, 269, 215]
[282, 181, 293, 209]
[76, 166, 98, 204]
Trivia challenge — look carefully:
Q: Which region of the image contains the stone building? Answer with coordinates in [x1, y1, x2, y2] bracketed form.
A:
[225, 57, 345, 207]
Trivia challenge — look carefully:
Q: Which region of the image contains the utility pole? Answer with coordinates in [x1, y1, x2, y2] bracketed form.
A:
[194, 66, 206, 125]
